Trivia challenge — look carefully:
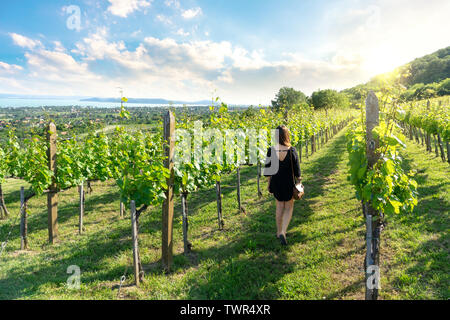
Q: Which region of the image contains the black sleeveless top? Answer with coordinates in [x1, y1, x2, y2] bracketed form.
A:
[263, 146, 301, 201]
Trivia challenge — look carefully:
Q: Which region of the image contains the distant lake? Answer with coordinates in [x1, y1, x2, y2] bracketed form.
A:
[0, 98, 205, 108]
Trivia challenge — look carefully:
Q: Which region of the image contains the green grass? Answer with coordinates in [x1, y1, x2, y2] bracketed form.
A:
[0, 127, 448, 300]
[380, 137, 449, 299]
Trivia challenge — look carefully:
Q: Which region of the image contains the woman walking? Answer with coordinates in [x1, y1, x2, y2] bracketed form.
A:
[264, 125, 302, 245]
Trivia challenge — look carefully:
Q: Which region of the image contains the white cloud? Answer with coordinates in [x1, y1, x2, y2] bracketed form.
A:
[143, 37, 233, 71]
[107, 0, 152, 18]
[3, 34, 111, 96]
[24, 41, 100, 83]
[156, 14, 173, 25]
[182, 7, 202, 19]
[231, 48, 269, 71]
[0, 61, 23, 74]
[175, 28, 190, 37]
[131, 30, 142, 37]
[2, 32, 373, 103]
[218, 70, 233, 84]
[73, 28, 150, 71]
[10, 33, 42, 49]
[164, 0, 180, 9]
[53, 41, 66, 52]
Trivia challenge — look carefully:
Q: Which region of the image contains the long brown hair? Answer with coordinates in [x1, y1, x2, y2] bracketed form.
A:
[276, 125, 291, 147]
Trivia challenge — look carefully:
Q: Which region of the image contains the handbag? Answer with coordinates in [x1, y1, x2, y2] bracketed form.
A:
[289, 148, 304, 201]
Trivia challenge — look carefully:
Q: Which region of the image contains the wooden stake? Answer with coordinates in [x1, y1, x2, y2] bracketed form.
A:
[120, 202, 124, 218]
[298, 141, 302, 164]
[364, 203, 373, 300]
[237, 167, 242, 213]
[0, 184, 9, 217]
[315, 134, 318, 151]
[434, 135, 439, 157]
[447, 141, 450, 164]
[437, 134, 445, 162]
[162, 111, 175, 272]
[78, 184, 84, 235]
[47, 122, 58, 244]
[20, 187, 27, 250]
[181, 192, 190, 254]
[305, 140, 308, 158]
[426, 101, 431, 153]
[414, 127, 419, 144]
[216, 181, 223, 230]
[130, 200, 140, 286]
[257, 163, 262, 198]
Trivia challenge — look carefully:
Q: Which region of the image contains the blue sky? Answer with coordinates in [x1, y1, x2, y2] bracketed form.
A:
[0, 0, 449, 104]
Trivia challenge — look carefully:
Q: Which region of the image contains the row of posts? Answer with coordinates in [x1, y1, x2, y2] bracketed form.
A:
[404, 101, 448, 163]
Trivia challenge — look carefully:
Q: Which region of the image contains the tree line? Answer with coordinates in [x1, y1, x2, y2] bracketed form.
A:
[271, 87, 350, 112]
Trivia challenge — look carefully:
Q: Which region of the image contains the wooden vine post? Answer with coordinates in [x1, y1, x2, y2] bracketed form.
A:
[236, 167, 246, 214]
[78, 183, 84, 235]
[130, 200, 140, 286]
[120, 202, 125, 218]
[181, 192, 191, 254]
[20, 187, 27, 250]
[437, 134, 445, 162]
[215, 181, 224, 230]
[47, 122, 58, 244]
[305, 140, 308, 158]
[162, 111, 175, 272]
[0, 184, 9, 218]
[434, 135, 439, 157]
[237, 167, 242, 212]
[447, 141, 450, 165]
[257, 163, 263, 198]
[298, 141, 302, 164]
[426, 101, 431, 152]
[365, 91, 381, 300]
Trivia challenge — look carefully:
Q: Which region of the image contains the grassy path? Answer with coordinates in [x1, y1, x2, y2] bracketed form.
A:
[379, 136, 449, 299]
[0, 126, 448, 299]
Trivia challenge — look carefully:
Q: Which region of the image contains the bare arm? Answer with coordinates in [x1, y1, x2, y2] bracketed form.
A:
[292, 147, 302, 180]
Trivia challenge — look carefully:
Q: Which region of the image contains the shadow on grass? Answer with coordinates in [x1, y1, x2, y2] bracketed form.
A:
[139, 131, 352, 299]
[0, 185, 122, 245]
[0, 220, 137, 299]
